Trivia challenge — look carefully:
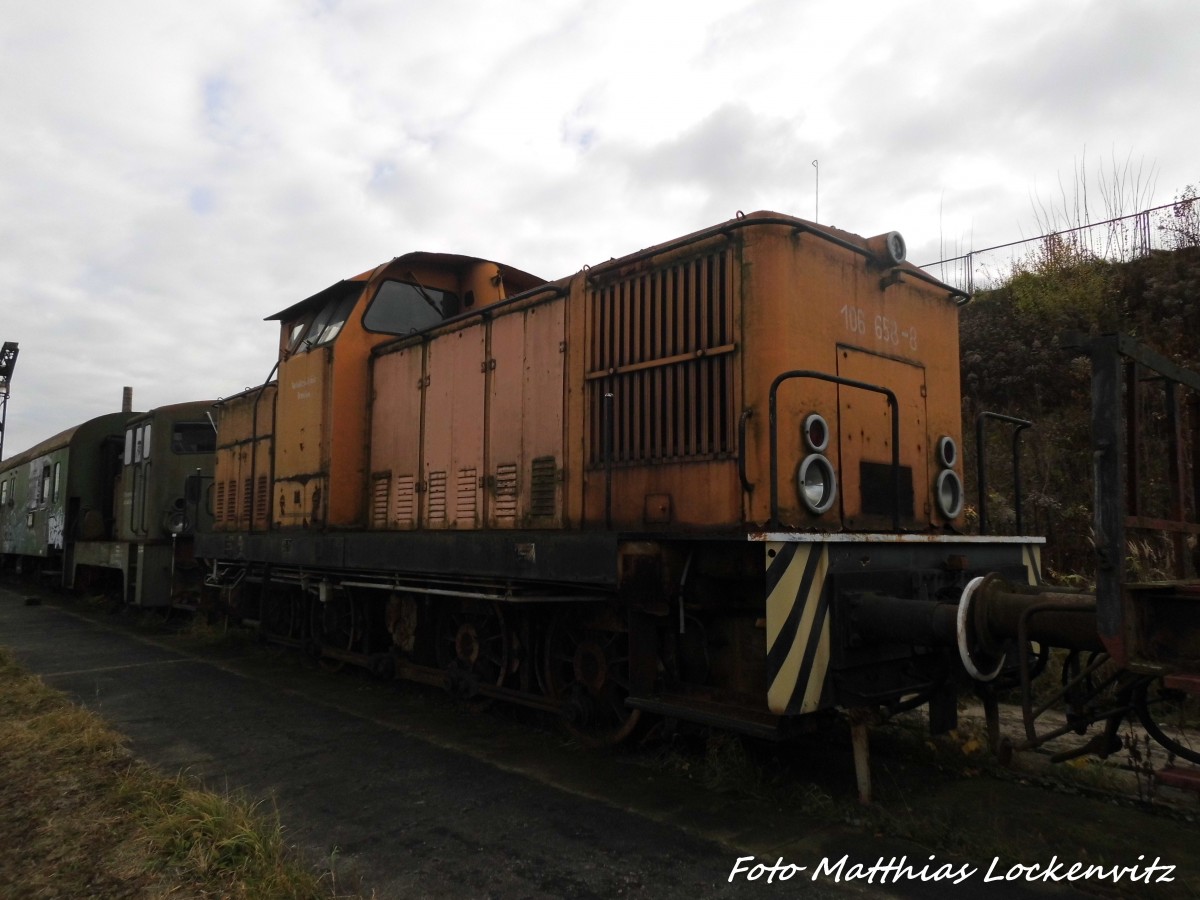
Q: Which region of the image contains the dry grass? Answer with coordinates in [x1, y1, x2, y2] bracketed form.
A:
[0, 647, 348, 900]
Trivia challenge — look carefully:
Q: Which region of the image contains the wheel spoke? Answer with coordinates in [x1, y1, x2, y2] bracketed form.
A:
[544, 610, 640, 746]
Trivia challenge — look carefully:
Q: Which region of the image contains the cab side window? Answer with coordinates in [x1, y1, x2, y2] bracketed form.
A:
[171, 422, 216, 454]
[362, 280, 460, 335]
[301, 292, 360, 349]
[125, 423, 151, 464]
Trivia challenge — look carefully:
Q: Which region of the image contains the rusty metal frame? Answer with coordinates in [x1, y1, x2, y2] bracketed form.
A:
[1063, 332, 1200, 664]
[196, 528, 622, 588]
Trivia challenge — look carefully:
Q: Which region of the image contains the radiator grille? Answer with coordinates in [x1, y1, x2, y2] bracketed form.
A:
[394, 474, 416, 527]
[371, 474, 391, 528]
[427, 471, 447, 522]
[494, 463, 517, 522]
[242, 478, 252, 521]
[215, 482, 226, 522]
[530, 456, 557, 517]
[587, 248, 735, 465]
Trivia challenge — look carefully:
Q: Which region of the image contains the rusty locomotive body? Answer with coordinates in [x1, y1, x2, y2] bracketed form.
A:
[5, 209, 1194, 791]
[196, 211, 1052, 756]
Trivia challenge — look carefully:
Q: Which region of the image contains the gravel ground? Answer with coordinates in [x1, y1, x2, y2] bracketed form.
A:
[2, 583, 1197, 899]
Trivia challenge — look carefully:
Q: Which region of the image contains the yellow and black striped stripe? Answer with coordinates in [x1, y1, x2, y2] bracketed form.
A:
[764, 541, 831, 715]
[1023, 544, 1043, 585]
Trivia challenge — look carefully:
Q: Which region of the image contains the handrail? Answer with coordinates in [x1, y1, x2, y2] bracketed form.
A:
[768, 371, 900, 529]
[602, 392, 614, 529]
[738, 409, 754, 495]
[975, 411, 1033, 535]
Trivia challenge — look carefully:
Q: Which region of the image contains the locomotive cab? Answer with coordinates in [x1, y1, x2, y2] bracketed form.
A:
[264, 254, 545, 531]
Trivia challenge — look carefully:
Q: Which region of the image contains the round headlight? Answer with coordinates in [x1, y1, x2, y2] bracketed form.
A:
[936, 435, 957, 469]
[935, 469, 964, 519]
[796, 454, 837, 515]
[802, 413, 830, 453]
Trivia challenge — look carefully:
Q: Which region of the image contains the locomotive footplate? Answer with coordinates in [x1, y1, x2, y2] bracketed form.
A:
[196, 529, 620, 588]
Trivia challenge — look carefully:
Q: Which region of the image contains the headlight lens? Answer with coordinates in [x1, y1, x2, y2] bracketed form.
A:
[802, 413, 830, 453]
[936, 435, 957, 469]
[796, 454, 837, 514]
[935, 469, 964, 519]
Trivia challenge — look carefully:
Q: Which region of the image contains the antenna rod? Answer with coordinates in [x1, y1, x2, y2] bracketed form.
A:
[812, 159, 819, 223]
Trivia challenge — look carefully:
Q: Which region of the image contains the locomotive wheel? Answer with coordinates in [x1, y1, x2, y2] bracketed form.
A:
[262, 590, 300, 641]
[543, 607, 641, 747]
[435, 601, 509, 697]
[1132, 677, 1200, 765]
[312, 592, 362, 672]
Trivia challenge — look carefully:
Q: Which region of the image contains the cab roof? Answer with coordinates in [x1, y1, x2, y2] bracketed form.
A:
[266, 252, 545, 323]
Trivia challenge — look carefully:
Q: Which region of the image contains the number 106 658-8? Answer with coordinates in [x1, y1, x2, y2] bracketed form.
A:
[840, 305, 917, 350]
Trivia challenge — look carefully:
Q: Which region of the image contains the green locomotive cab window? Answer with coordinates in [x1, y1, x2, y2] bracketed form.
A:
[1, 479, 7, 506]
[52, 462, 60, 503]
[38, 465, 50, 505]
[128, 423, 150, 463]
[171, 422, 216, 454]
[362, 280, 460, 335]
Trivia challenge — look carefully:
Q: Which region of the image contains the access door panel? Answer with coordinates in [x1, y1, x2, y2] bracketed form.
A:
[424, 325, 486, 529]
[836, 346, 927, 529]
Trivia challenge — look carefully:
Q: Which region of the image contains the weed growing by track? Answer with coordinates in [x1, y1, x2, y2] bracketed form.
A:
[0, 646, 353, 899]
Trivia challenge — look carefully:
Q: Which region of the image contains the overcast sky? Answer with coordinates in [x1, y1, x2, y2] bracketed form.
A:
[1, 0, 1196, 457]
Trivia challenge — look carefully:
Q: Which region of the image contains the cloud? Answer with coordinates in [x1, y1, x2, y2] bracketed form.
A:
[0, 0, 1197, 455]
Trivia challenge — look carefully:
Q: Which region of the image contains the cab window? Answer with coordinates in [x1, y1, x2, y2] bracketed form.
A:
[286, 319, 310, 353]
[171, 422, 216, 454]
[362, 280, 460, 335]
[125, 423, 151, 464]
[301, 291, 360, 349]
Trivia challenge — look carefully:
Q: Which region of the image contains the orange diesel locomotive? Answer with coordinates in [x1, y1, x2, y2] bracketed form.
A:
[198, 212, 1043, 755]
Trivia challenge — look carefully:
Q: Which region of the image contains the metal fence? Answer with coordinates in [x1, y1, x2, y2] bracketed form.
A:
[920, 194, 1199, 295]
